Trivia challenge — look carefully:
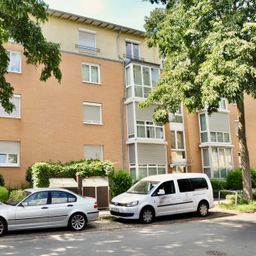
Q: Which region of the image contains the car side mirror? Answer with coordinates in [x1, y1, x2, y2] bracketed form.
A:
[20, 202, 28, 207]
[157, 189, 165, 196]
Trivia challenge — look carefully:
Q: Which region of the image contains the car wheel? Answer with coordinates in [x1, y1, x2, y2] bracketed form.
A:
[197, 201, 209, 217]
[0, 218, 7, 236]
[69, 213, 87, 231]
[140, 207, 155, 224]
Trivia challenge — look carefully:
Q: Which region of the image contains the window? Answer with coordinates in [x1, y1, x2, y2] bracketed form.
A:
[177, 179, 192, 192]
[51, 191, 76, 204]
[219, 98, 227, 111]
[210, 132, 230, 143]
[78, 29, 97, 54]
[190, 178, 208, 190]
[23, 192, 48, 206]
[154, 181, 176, 196]
[171, 130, 186, 162]
[199, 113, 208, 142]
[0, 141, 20, 167]
[136, 164, 166, 179]
[126, 41, 140, 59]
[84, 145, 103, 160]
[7, 51, 21, 73]
[136, 121, 164, 139]
[0, 94, 20, 118]
[125, 63, 160, 99]
[82, 63, 100, 84]
[83, 102, 102, 125]
[169, 106, 183, 123]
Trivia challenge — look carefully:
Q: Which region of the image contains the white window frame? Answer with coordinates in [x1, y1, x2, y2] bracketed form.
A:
[7, 50, 22, 73]
[134, 164, 167, 179]
[218, 98, 228, 112]
[0, 94, 21, 119]
[0, 141, 20, 167]
[170, 129, 186, 163]
[136, 120, 164, 140]
[83, 102, 103, 125]
[82, 63, 101, 84]
[125, 39, 141, 59]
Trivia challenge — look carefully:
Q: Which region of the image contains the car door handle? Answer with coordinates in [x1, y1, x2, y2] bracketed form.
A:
[67, 204, 73, 207]
[41, 206, 48, 209]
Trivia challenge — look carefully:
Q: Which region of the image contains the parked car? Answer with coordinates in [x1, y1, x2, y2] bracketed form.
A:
[0, 188, 99, 236]
[109, 173, 214, 223]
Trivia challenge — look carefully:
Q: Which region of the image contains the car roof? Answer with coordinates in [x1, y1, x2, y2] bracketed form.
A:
[141, 173, 208, 182]
[24, 188, 74, 193]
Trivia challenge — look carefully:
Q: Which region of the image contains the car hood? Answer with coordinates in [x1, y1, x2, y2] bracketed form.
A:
[0, 202, 14, 211]
[111, 192, 148, 204]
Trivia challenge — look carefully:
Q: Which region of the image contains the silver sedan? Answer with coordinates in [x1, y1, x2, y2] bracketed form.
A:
[0, 188, 99, 236]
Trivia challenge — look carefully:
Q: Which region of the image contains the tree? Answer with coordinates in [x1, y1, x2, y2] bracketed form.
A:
[143, 0, 255, 200]
[0, 0, 62, 113]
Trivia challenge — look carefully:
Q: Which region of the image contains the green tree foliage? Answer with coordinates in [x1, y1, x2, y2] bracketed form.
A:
[0, 0, 62, 113]
[143, 0, 256, 200]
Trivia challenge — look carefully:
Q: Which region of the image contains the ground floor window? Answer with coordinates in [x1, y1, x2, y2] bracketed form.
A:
[0, 141, 20, 167]
[202, 146, 233, 178]
[129, 164, 166, 182]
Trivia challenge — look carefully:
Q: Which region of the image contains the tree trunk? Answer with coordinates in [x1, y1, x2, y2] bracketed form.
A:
[237, 98, 252, 201]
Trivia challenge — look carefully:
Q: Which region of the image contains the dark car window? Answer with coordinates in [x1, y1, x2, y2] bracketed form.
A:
[23, 191, 49, 206]
[190, 178, 208, 190]
[51, 191, 77, 204]
[177, 179, 193, 192]
[153, 181, 176, 196]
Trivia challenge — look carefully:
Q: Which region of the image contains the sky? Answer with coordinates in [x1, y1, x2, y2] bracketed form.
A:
[44, 0, 161, 31]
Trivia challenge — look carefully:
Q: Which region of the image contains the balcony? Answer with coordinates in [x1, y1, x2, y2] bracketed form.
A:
[125, 63, 160, 100]
[75, 44, 100, 55]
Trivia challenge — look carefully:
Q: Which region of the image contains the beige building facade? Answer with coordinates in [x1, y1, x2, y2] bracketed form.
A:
[0, 10, 256, 186]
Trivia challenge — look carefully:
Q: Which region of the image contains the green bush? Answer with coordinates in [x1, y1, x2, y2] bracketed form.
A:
[226, 168, 256, 190]
[0, 174, 5, 187]
[29, 159, 114, 187]
[0, 186, 9, 202]
[210, 179, 227, 191]
[8, 189, 27, 203]
[108, 170, 132, 197]
[226, 194, 248, 205]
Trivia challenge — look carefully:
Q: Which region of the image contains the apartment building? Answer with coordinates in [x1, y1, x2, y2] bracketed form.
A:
[1, 9, 256, 187]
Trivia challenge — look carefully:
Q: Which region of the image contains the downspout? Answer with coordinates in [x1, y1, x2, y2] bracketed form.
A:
[116, 29, 126, 170]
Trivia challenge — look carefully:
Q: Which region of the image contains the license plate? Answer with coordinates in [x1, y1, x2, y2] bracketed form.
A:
[111, 207, 119, 212]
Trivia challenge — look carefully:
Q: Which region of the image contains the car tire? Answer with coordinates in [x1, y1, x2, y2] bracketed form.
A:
[0, 218, 7, 236]
[139, 207, 155, 224]
[69, 213, 87, 231]
[197, 201, 209, 217]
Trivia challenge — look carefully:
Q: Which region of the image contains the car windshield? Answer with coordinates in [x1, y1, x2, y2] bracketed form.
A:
[4, 190, 31, 206]
[127, 180, 160, 194]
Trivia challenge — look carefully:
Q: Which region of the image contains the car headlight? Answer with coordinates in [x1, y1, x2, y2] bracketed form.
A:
[125, 200, 139, 207]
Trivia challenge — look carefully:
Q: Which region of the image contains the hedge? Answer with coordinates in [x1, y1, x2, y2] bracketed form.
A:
[226, 168, 256, 190]
[108, 170, 132, 197]
[29, 159, 114, 187]
[0, 186, 9, 202]
[210, 179, 227, 191]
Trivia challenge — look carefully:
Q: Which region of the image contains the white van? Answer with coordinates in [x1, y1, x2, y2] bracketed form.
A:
[109, 173, 214, 223]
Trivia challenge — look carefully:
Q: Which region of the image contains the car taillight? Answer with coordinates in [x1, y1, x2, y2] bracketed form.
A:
[93, 202, 98, 209]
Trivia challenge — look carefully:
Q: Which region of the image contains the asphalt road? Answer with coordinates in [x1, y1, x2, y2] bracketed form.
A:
[0, 211, 255, 256]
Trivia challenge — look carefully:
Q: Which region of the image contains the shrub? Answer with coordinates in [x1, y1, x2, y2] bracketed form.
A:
[108, 170, 132, 197]
[210, 179, 227, 191]
[0, 174, 5, 187]
[0, 186, 9, 202]
[8, 189, 27, 203]
[226, 168, 256, 190]
[29, 160, 114, 187]
[25, 166, 33, 187]
[226, 194, 248, 205]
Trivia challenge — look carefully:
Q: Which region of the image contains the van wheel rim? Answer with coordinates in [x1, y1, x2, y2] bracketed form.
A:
[71, 215, 85, 230]
[199, 204, 208, 216]
[143, 210, 153, 223]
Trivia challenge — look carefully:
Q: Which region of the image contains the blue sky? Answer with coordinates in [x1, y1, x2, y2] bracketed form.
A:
[44, 0, 160, 31]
